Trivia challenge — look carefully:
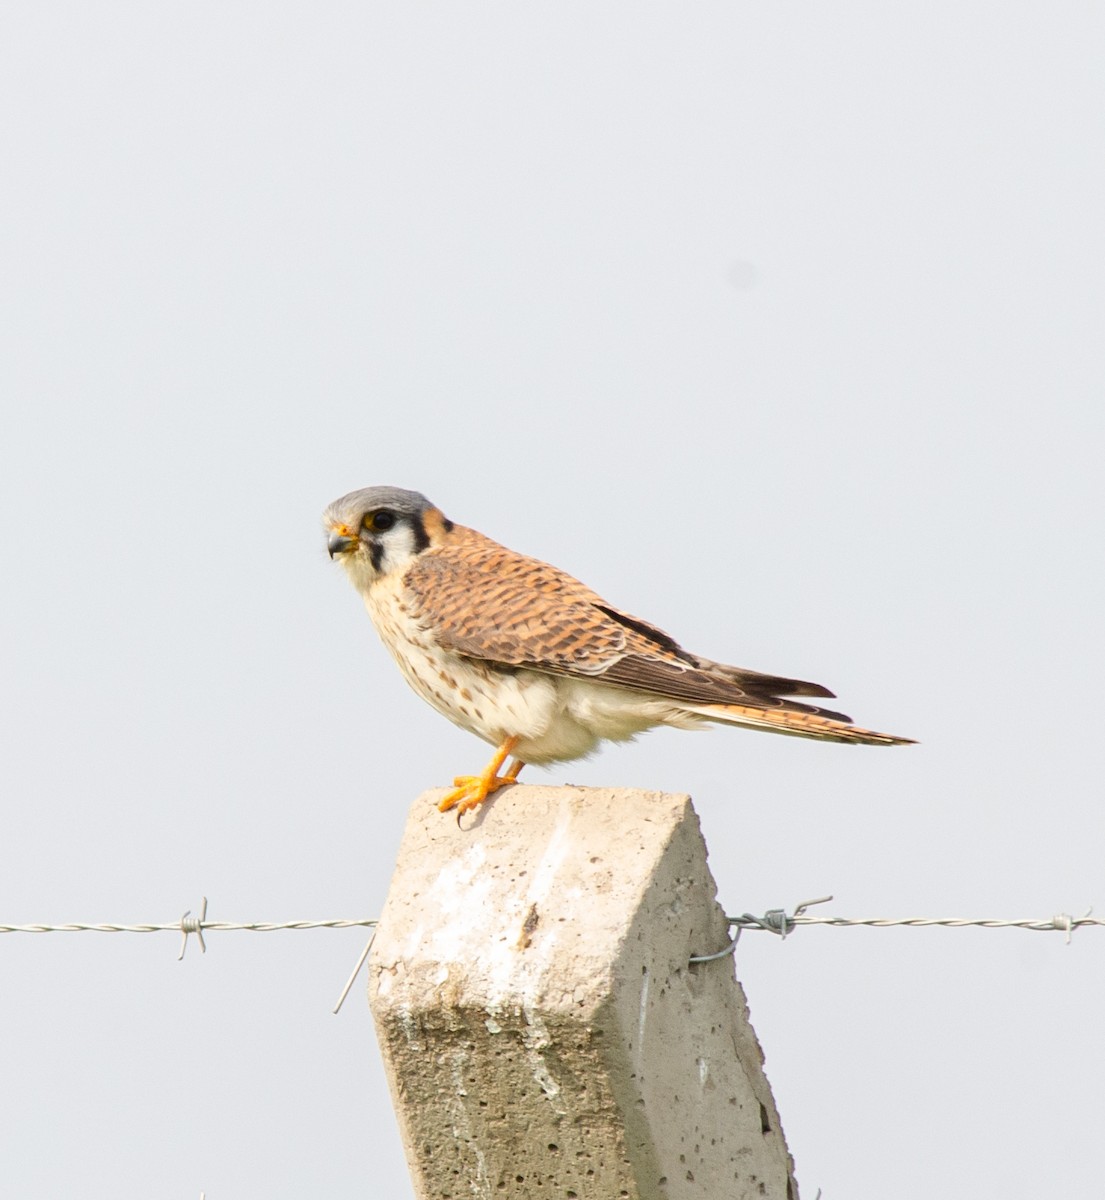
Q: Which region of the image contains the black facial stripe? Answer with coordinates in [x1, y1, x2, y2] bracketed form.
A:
[369, 540, 385, 573]
[410, 514, 430, 554]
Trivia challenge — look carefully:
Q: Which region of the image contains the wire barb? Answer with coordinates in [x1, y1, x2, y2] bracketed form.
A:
[726, 895, 835, 942]
[1050, 906, 1093, 945]
[179, 897, 208, 960]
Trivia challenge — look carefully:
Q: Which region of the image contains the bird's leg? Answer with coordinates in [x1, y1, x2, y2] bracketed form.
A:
[438, 736, 522, 815]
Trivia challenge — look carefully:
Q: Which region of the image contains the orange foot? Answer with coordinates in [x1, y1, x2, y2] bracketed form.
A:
[438, 737, 525, 816]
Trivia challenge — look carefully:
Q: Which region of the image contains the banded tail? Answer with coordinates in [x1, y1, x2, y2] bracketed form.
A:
[686, 701, 915, 746]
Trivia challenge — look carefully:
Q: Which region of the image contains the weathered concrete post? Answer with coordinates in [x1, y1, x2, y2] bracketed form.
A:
[368, 785, 797, 1200]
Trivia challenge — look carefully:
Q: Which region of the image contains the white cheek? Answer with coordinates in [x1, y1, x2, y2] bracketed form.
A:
[377, 526, 419, 577]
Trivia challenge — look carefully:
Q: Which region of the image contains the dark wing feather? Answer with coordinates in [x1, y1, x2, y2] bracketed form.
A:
[597, 604, 841, 705]
[596, 655, 853, 722]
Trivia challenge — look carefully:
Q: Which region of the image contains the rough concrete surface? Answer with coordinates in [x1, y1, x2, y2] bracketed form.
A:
[368, 786, 797, 1200]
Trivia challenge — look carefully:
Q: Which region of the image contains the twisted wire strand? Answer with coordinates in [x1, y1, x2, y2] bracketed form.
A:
[3, 915, 1101, 937]
[3, 901, 1097, 990]
[731, 914, 1103, 933]
[0, 918, 378, 934]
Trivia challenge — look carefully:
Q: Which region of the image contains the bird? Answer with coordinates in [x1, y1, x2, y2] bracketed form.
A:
[324, 486, 913, 816]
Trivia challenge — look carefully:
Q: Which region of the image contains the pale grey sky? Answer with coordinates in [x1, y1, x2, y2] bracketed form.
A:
[2, 5, 1103, 1198]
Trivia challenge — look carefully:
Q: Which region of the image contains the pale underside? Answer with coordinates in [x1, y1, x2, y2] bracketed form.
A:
[367, 577, 702, 763]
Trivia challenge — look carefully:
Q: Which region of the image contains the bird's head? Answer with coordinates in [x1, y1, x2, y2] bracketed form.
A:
[323, 486, 452, 589]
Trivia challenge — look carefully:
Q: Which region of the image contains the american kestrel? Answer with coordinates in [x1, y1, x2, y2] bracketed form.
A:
[325, 486, 912, 815]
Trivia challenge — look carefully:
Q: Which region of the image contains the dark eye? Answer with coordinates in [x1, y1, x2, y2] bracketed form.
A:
[368, 509, 397, 532]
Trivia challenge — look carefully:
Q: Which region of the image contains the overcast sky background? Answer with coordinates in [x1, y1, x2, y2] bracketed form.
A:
[2, 5, 1103, 1198]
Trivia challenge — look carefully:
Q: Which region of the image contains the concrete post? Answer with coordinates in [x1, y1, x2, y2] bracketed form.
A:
[368, 785, 798, 1200]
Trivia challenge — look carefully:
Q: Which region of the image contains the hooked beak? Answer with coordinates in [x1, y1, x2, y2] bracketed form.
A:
[327, 527, 356, 559]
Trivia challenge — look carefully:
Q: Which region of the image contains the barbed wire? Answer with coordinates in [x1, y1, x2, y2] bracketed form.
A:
[726, 895, 1100, 940]
[6, 897, 1098, 943]
[0, 916, 378, 938]
[685, 895, 1099, 962]
[0, 897, 379, 1012]
[3, 895, 1098, 1003]
[0, 917, 379, 936]
[745, 913, 1104, 935]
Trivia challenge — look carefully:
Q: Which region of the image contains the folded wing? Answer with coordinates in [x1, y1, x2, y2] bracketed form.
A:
[402, 531, 913, 745]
